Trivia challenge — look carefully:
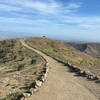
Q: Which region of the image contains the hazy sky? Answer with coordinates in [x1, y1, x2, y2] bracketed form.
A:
[0, 0, 100, 41]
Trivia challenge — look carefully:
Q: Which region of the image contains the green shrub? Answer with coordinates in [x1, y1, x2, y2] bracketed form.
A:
[18, 64, 25, 71]
[0, 48, 4, 53]
[33, 71, 38, 75]
[31, 59, 37, 64]
[60, 47, 68, 51]
[1, 92, 23, 100]
[14, 55, 17, 59]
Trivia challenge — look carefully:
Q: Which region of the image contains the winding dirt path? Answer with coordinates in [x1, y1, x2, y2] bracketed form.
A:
[20, 40, 99, 100]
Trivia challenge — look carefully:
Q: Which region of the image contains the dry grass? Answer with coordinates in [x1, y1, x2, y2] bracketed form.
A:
[0, 39, 46, 100]
[25, 37, 100, 76]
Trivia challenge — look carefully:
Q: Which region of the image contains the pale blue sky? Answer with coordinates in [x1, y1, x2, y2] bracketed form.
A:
[0, 0, 100, 42]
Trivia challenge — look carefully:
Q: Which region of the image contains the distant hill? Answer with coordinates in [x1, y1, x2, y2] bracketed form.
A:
[68, 42, 100, 58]
[0, 36, 10, 40]
[0, 32, 13, 40]
[0, 32, 30, 40]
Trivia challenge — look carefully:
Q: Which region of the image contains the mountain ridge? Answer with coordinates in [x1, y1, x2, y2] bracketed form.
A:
[68, 42, 100, 58]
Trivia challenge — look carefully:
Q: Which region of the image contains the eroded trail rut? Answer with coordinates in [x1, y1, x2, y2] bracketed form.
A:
[21, 40, 99, 100]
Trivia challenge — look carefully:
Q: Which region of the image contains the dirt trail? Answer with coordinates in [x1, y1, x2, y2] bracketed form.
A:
[20, 40, 100, 100]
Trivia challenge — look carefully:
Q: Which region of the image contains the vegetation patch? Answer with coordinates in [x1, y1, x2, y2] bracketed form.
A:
[31, 58, 37, 64]
[1, 92, 23, 100]
[0, 39, 46, 100]
[17, 63, 26, 71]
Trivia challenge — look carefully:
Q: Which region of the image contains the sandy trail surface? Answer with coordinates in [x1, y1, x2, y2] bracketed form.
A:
[21, 40, 100, 100]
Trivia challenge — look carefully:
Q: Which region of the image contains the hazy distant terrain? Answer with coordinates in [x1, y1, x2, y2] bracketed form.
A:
[0, 32, 32, 40]
[68, 42, 100, 58]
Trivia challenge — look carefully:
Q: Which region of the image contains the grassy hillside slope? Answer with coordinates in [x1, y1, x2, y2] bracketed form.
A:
[25, 37, 100, 77]
[0, 39, 46, 100]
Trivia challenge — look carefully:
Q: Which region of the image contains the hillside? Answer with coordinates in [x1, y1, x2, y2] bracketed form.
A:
[0, 37, 100, 100]
[25, 37, 100, 77]
[68, 43, 100, 58]
[0, 39, 46, 100]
